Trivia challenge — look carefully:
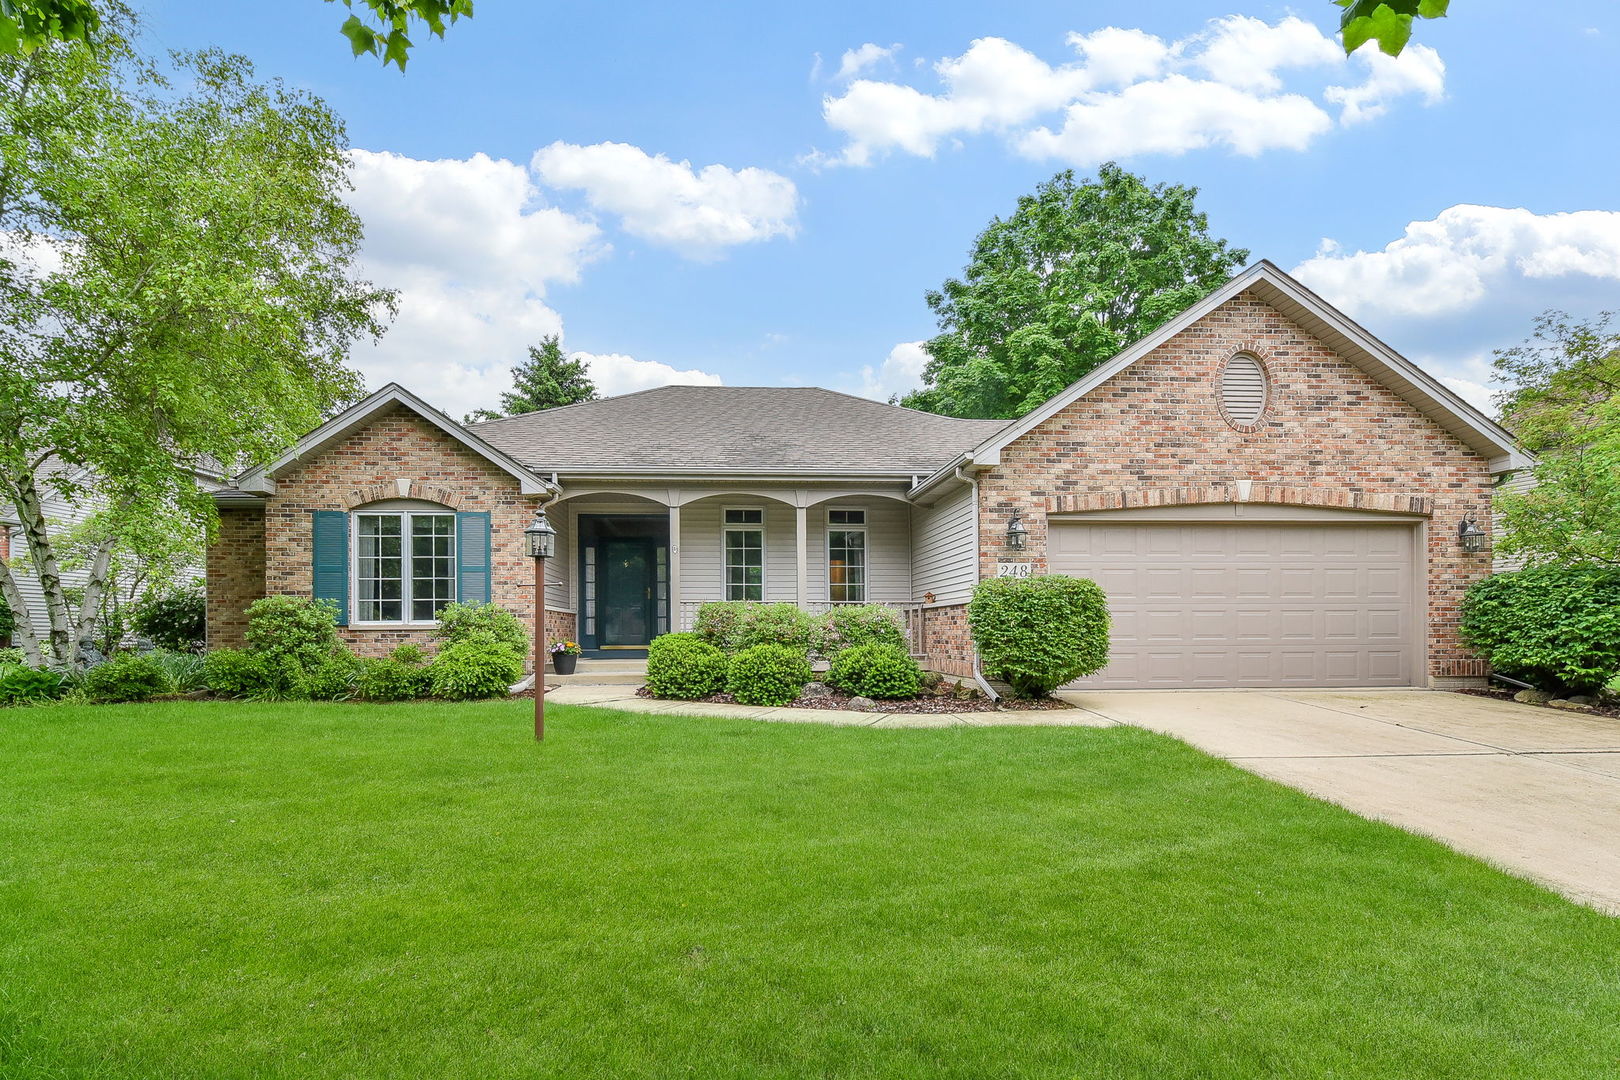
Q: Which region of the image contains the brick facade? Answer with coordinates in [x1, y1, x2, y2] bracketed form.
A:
[917, 604, 974, 678]
[973, 291, 1494, 686]
[204, 404, 573, 668]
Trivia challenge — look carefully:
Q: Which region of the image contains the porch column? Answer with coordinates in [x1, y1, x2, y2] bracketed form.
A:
[668, 496, 682, 630]
[795, 501, 808, 604]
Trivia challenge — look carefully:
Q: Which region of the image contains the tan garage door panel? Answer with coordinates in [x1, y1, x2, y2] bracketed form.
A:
[1050, 521, 1418, 689]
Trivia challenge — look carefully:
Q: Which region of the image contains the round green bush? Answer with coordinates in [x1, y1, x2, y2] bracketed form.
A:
[646, 632, 728, 699]
[694, 601, 818, 653]
[427, 631, 524, 700]
[726, 643, 812, 706]
[693, 601, 748, 649]
[305, 651, 360, 702]
[1461, 565, 1620, 694]
[968, 575, 1111, 698]
[244, 595, 340, 672]
[0, 664, 64, 706]
[435, 602, 529, 657]
[826, 643, 921, 699]
[82, 653, 175, 703]
[132, 588, 206, 652]
[201, 648, 279, 698]
[817, 604, 906, 655]
[355, 655, 432, 702]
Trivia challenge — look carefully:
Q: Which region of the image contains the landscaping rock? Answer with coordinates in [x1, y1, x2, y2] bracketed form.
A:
[1514, 689, 1555, 705]
[1566, 695, 1599, 706]
[846, 696, 877, 712]
[1548, 699, 1596, 712]
[800, 682, 832, 699]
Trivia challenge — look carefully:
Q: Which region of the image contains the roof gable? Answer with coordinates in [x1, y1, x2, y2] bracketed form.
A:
[232, 384, 554, 496]
[970, 261, 1529, 474]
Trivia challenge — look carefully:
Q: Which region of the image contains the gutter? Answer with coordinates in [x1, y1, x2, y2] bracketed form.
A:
[955, 464, 1000, 704]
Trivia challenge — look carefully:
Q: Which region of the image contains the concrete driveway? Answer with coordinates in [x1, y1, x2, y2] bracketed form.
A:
[1056, 688, 1620, 914]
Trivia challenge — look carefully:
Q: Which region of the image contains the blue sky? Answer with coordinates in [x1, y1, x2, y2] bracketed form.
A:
[142, 0, 1620, 418]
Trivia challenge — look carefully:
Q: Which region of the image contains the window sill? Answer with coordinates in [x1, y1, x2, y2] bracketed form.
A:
[348, 622, 439, 631]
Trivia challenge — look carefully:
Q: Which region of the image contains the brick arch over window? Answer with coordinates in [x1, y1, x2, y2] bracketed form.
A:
[342, 481, 467, 511]
[1215, 342, 1275, 433]
[1044, 484, 1433, 516]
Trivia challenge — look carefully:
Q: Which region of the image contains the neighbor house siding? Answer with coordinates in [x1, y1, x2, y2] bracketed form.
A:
[973, 289, 1495, 686]
[1491, 469, 1535, 573]
[910, 482, 977, 607]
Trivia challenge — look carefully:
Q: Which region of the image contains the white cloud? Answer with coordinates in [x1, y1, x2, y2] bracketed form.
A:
[850, 340, 930, 401]
[817, 16, 1445, 167]
[531, 141, 799, 256]
[1293, 206, 1620, 418]
[344, 148, 724, 418]
[835, 43, 900, 81]
[572, 351, 724, 396]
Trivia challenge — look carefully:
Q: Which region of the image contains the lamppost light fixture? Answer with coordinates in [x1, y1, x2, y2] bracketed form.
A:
[1457, 512, 1486, 554]
[1006, 512, 1028, 550]
[525, 507, 557, 560]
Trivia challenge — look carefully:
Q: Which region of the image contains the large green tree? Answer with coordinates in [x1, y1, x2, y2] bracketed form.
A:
[0, 0, 471, 70]
[466, 335, 598, 422]
[0, 27, 390, 667]
[1492, 310, 1620, 567]
[901, 164, 1248, 420]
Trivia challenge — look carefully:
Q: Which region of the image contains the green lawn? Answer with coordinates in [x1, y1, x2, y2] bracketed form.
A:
[3, 703, 1618, 1079]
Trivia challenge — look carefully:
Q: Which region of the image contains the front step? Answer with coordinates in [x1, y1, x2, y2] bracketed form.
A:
[548, 659, 647, 686]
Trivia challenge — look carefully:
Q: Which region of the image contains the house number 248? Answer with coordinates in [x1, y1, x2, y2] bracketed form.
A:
[995, 562, 1033, 578]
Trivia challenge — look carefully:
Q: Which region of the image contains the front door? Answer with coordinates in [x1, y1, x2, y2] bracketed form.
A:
[598, 537, 657, 647]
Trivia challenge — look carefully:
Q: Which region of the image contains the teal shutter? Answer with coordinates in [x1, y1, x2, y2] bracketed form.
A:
[312, 511, 349, 626]
[456, 512, 492, 606]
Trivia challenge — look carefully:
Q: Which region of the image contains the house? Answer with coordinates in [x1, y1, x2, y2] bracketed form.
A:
[205, 261, 1526, 690]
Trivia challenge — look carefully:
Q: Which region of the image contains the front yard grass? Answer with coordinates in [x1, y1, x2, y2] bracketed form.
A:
[3, 700, 1619, 1078]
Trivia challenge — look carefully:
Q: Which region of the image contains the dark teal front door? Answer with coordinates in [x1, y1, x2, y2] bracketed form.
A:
[598, 536, 658, 647]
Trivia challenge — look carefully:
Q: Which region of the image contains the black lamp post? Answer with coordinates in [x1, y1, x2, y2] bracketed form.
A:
[525, 506, 557, 741]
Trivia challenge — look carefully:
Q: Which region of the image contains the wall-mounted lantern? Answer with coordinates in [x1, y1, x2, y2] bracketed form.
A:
[1457, 512, 1486, 554]
[1006, 512, 1028, 551]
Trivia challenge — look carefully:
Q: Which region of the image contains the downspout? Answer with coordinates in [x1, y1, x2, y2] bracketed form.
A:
[956, 465, 1001, 704]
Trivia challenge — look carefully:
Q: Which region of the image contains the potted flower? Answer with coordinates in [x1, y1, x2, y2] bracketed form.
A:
[549, 639, 581, 675]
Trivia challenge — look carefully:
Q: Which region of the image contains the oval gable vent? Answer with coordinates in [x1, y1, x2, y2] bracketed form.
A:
[1220, 354, 1267, 425]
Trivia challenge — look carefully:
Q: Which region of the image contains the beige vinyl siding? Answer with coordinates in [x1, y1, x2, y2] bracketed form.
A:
[677, 499, 796, 603]
[910, 483, 977, 606]
[1491, 469, 1536, 573]
[545, 509, 574, 611]
[806, 499, 911, 604]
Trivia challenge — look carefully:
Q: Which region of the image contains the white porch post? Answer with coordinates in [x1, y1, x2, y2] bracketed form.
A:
[795, 498, 808, 605]
[668, 492, 682, 629]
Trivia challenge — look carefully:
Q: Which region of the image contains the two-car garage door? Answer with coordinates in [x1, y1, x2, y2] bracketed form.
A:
[1048, 513, 1420, 689]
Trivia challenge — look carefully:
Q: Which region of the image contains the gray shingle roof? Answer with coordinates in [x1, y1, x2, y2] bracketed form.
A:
[467, 385, 1010, 474]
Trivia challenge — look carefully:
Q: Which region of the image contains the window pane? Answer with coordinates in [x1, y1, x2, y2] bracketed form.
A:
[829, 509, 865, 525]
[408, 514, 457, 621]
[356, 515, 406, 622]
[725, 508, 763, 525]
[724, 525, 764, 601]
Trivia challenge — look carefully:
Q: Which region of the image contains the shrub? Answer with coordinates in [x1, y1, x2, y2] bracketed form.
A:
[147, 649, 209, 693]
[202, 648, 281, 698]
[827, 643, 922, 700]
[389, 642, 429, 666]
[726, 643, 812, 706]
[695, 601, 819, 653]
[0, 593, 13, 642]
[82, 653, 175, 703]
[305, 651, 360, 702]
[968, 575, 1111, 698]
[817, 604, 906, 655]
[132, 588, 206, 652]
[356, 654, 432, 702]
[693, 601, 749, 649]
[0, 664, 63, 706]
[1461, 565, 1620, 694]
[436, 602, 529, 658]
[244, 596, 340, 671]
[427, 631, 524, 700]
[645, 632, 729, 699]
[0, 647, 24, 665]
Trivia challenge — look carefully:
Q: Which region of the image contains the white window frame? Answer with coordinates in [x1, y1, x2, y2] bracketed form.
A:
[825, 506, 868, 604]
[350, 509, 457, 627]
[721, 506, 766, 602]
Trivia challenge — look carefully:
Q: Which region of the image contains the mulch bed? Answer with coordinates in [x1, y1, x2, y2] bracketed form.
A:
[1452, 686, 1620, 721]
[631, 685, 1072, 713]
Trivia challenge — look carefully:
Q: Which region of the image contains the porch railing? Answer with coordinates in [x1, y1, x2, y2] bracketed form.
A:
[676, 600, 926, 656]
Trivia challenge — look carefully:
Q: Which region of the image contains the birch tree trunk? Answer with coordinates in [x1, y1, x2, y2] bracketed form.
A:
[0, 555, 43, 667]
[10, 469, 78, 667]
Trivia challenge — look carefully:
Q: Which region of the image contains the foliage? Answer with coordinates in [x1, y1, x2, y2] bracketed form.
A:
[693, 601, 748, 650]
[0, 646, 23, 665]
[81, 652, 174, 703]
[305, 651, 360, 702]
[131, 588, 206, 652]
[0, 29, 388, 669]
[145, 648, 209, 693]
[1491, 311, 1620, 566]
[900, 164, 1247, 419]
[0, 0, 99, 55]
[1460, 566, 1620, 695]
[0, 592, 13, 641]
[334, 0, 473, 71]
[1336, 0, 1448, 57]
[726, 643, 812, 706]
[826, 643, 922, 700]
[427, 631, 523, 700]
[645, 632, 729, 700]
[389, 642, 429, 666]
[968, 575, 1111, 698]
[0, 663, 62, 704]
[465, 335, 597, 422]
[356, 655, 432, 702]
[817, 604, 906, 654]
[436, 602, 529, 658]
[549, 639, 581, 656]
[245, 597, 341, 672]
[694, 601, 819, 653]
[201, 648, 285, 699]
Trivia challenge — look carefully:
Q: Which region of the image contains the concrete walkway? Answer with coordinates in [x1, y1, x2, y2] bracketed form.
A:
[1059, 688, 1620, 914]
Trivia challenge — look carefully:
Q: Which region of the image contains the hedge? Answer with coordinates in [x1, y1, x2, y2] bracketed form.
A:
[967, 575, 1110, 698]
